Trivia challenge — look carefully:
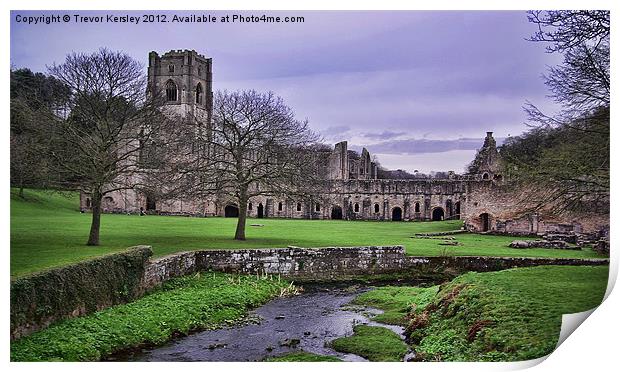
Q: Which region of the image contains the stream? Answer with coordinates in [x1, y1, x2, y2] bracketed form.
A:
[113, 284, 418, 362]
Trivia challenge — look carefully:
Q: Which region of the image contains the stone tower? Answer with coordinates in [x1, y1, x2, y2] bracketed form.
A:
[472, 131, 502, 179]
[148, 49, 213, 125]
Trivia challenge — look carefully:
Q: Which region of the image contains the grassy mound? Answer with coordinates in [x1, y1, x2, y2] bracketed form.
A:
[353, 286, 438, 325]
[263, 351, 342, 362]
[10, 272, 294, 361]
[405, 265, 608, 361]
[330, 325, 409, 362]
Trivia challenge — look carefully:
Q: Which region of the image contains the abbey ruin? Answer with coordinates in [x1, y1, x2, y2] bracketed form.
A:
[80, 49, 607, 236]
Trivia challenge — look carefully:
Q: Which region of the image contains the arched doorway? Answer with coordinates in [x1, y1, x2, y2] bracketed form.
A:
[480, 213, 491, 232]
[446, 200, 453, 219]
[432, 207, 445, 221]
[146, 196, 156, 211]
[454, 202, 461, 219]
[331, 206, 343, 220]
[224, 205, 239, 217]
[392, 207, 403, 221]
[257, 203, 264, 218]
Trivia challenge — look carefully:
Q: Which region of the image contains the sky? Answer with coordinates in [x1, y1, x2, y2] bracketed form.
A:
[10, 10, 562, 173]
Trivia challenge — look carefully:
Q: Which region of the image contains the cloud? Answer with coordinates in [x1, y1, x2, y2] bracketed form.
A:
[361, 131, 407, 141]
[350, 137, 505, 155]
[373, 150, 479, 174]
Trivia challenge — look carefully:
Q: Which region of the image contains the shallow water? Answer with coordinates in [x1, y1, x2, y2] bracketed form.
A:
[114, 286, 413, 362]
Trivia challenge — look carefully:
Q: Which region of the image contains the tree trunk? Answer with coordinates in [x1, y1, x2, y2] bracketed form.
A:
[87, 191, 102, 246]
[234, 193, 248, 241]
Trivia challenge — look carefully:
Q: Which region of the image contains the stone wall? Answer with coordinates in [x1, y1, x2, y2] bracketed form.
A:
[142, 246, 609, 287]
[13, 245, 609, 340]
[195, 246, 406, 281]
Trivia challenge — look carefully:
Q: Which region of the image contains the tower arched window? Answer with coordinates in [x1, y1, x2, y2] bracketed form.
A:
[168, 64, 175, 73]
[415, 202, 420, 213]
[165, 80, 177, 102]
[195, 82, 203, 104]
[374, 203, 380, 213]
[354, 203, 360, 213]
[278, 202, 283, 211]
[297, 203, 302, 212]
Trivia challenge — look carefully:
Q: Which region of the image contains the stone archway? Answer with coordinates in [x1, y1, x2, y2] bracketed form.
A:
[257, 203, 264, 218]
[392, 207, 403, 221]
[331, 206, 343, 220]
[432, 207, 445, 221]
[224, 205, 239, 217]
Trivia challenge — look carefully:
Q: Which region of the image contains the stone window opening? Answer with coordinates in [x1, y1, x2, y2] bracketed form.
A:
[248, 202, 253, 210]
[482, 172, 490, 180]
[374, 203, 380, 213]
[278, 202, 283, 212]
[197, 66, 202, 76]
[86, 198, 91, 208]
[165, 80, 177, 102]
[354, 203, 360, 213]
[414, 202, 420, 213]
[195, 82, 203, 104]
[168, 64, 175, 73]
[297, 203, 302, 212]
[315, 203, 320, 212]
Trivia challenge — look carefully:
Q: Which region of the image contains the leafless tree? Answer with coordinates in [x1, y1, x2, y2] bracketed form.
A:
[499, 11, 610, 216]
[175, 90, 322, 240]
[46, 48, 170, 246]
[524, 10, 609, 123]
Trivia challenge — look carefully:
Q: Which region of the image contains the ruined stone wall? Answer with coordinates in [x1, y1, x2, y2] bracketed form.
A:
[462, 181, 609, 235]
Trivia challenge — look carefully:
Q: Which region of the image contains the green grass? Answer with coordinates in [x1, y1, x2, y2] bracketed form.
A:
[10, 272, 293, 361]
[353, 286, 439, 326]
[406, 265, 609, 361]
[11, 188, 603, 277]
[263, 351, 342, 362]
[330, 325, 409, 361]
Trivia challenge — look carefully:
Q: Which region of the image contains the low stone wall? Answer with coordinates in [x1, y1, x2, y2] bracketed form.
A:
[195, 246, 406, 281]
[12, 245, 609, 340]
[401, 256, 609, 278]
[142, 246, 610, 287]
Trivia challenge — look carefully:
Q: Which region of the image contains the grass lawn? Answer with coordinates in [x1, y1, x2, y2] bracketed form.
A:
[11, 272, 293, 361]
[11, 189, 604, 277]
[405, 265, 608, 361]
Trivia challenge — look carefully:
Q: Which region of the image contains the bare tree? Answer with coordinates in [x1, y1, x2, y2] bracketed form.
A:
[499, 11, 610, 215]
[46, 48, 169, 246]
[176, 90, 321, 240]
[525, 10, 609, 121]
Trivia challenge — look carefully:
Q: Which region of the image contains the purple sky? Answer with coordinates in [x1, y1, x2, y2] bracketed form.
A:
[10, 10, 561, 173]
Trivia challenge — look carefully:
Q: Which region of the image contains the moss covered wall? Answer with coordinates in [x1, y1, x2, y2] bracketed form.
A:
[10, 246, 152, 340]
